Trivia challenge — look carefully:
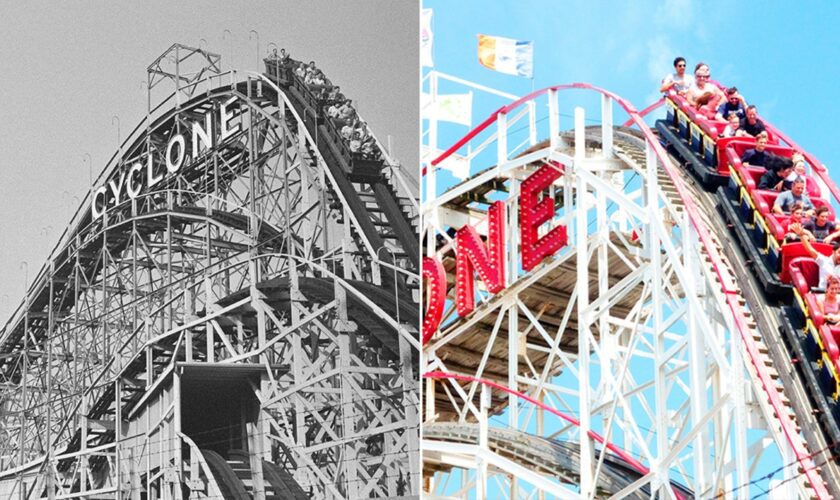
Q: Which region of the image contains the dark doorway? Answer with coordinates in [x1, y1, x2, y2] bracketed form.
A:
[180, 365, 261, 457]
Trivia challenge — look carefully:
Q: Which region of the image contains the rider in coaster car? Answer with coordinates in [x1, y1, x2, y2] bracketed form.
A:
[720, 112, 740, 138]
[738, 105, 766, 137]
[742, 132, 771, 168]
[774, 177, 814, 216]
[803, 206, 840, 244]
[687, 62, 726, 110]
[793, 228, 840, 289]
[757, 153, 793, 192]
[715, 87, 747, 121]
[819, 275, 840, 324]
[784, 203, 814, 243]
[660, 56, 694, 96]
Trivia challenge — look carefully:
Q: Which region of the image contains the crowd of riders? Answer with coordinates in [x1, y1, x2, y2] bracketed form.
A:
[662, 56, 840, 323]
[267, 48, 381, 160]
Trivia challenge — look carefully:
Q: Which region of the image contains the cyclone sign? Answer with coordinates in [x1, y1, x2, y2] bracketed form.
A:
[91, 96, 241, 218]
[423, 162, 568, 343]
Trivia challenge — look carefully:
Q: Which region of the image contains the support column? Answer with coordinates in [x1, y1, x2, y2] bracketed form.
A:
[477, 384, 490, 500]
[646, 142, 667, 496]
[574, 106, 594, 498]
[685, 212, 711, 494]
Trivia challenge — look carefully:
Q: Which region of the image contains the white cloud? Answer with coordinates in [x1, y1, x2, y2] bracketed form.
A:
[646, 35, 675, 84]
[654, 0, 693, 30]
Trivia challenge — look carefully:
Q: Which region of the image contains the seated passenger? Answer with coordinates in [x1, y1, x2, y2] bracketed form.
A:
[795, 225, 840, 288]
[773, 177, 814, 215]
[820, 275, 840, 324]
[328, 86, 343, 101]
[341, 120, 356, 141]
[757, 156, 793, 192]
[349, 130, 363, 153]
[715, 87, 746, 121]
[784, 203, 814, 243]
[694, 92, 722, 120]
[659, 57, 694, 95]
[338, 100, 355, 121]
[720, 112, 740, 138]
[295, 62, 307, 79]
[686, 63, 725, 107]
[741, 132, 770, 167]
[737, 105, 766, 137]
[785, 155, 808, 188]
[803, 206, 840, 243]
[327, 103, 341, 119]
[361, 139, 376, 158]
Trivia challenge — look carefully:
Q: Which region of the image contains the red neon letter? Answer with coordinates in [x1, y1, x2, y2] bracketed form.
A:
[455, 201, 506, 316]
[520, 163, 567, 271]
[422, 257, 447, 344]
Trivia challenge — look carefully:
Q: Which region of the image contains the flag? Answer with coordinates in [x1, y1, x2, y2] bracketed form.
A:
[477, 34, 533, 78]
[421, 9, 434, 67]
[421, 92, 472, 126]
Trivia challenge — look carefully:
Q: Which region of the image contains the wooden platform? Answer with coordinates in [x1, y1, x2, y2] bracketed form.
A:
[429, 234, 656, 421]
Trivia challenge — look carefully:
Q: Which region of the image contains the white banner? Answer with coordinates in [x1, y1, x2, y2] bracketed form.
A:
[421, 92, 472, 126]
[421, 9, 434, 68]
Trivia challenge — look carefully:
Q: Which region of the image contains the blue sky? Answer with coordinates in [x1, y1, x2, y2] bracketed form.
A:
[425, 0, 840, 178]
[424, 0, 840, 496]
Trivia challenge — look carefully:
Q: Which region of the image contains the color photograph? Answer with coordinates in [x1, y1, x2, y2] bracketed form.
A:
[421, 1, 840, 498]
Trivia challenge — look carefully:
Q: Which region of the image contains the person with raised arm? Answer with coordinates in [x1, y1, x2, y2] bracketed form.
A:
[660, 57, 694, 95]
[715, 87, 747, 121]
[792, 225, 840, 289]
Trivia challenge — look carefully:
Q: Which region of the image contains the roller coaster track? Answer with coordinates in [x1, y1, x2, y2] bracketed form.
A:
[0, 44, 418, 499]
[424, 422, 693, 498]
[650, 120, 840, 495]
[422, 84, 830, 498]
[612, 127, 840, 497]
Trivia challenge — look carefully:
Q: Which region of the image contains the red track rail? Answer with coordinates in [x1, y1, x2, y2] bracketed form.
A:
[424, 83, 829, 498]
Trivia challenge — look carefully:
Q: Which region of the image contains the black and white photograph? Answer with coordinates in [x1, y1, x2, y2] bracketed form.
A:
[0, 1, 420, 498]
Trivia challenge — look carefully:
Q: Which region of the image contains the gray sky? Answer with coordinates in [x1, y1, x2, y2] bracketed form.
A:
[0, 0, 419, 319]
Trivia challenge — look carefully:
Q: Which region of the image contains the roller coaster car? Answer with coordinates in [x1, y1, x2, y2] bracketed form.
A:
[658, 90, 784, 187]
[701, 110, 833, 297]
[719, 159, 836, 296]
[785, 258, 840, 415]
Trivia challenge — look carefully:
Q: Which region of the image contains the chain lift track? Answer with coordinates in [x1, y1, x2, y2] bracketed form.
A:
[0, 44, 419, 499]
[421, 85, 829, 498]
